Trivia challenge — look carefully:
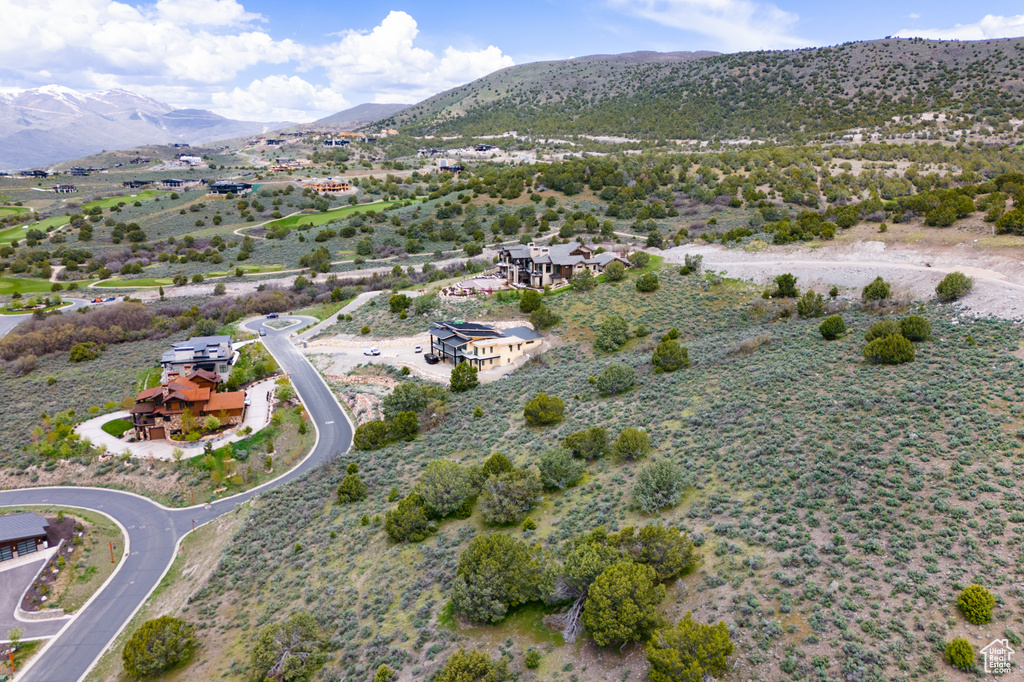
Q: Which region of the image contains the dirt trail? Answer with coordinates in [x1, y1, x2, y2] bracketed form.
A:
[661, 239, 1024, 321]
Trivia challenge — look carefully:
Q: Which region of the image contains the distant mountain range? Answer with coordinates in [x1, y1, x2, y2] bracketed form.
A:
[378, 39, 1024, 139]
[313, 102, 408, 128]
[0, 86, 291, 169]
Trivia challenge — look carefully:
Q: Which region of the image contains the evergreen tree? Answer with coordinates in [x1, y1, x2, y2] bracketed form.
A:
[582, 561, 665, 646]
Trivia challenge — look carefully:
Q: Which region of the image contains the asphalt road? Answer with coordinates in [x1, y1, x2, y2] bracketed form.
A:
[0, 311, 355, 681]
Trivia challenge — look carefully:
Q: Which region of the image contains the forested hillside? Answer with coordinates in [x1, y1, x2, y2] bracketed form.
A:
[383, 38, 1024, 140]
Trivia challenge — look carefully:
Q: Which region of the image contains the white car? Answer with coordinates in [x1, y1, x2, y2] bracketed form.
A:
[414, 345, 423, 353]
[370, 347, 381, 356]
[362, 346, 373, 356]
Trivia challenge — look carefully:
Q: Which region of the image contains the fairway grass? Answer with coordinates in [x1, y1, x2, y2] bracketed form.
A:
[82, 190, 170, 210]
[0, 277, 60, 295]
[94, 277, 173, 288]
[264, 200, 396, 231]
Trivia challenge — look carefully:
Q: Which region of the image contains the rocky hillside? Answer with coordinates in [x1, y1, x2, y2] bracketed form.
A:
[379, 38, 1024, 140]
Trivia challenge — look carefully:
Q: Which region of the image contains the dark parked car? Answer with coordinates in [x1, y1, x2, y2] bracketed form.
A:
[267, 312, 279, 319]
[424, 354, 439, 364]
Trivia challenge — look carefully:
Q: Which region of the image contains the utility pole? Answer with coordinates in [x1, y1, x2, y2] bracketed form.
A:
[109, 542, 115, 563]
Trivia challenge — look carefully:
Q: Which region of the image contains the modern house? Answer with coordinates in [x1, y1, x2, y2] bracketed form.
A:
[52, 184, 77, 193]
[160, 178, 202, 190]
[208, 181, 252, 195]
[304, 178, 351, 193]
[497, 241, 630, 288]
[0, 513, 50, 563]
[161, 335, 235, 382]
[429, 321, 543, 369]
[130, 370, 246, 441]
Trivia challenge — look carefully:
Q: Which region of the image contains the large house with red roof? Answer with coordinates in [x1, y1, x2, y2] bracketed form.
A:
[130, 369, 246, 441]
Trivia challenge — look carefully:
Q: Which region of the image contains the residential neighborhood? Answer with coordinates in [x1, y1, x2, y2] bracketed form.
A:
[428, 320, 543, 369]
[130, 369, 247, 441]
[497, 240, 629, 288]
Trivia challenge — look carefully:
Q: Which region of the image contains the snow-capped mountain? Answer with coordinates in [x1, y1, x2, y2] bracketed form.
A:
[0, 86, 291, 169]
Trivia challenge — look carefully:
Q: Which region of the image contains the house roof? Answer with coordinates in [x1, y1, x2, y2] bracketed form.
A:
[180, 388, 211, 403]
[185, 368, 219, 383]
[0, 513, 48, 544]
[136, 385, 164, 401]
[204, 391, 246, 413]
[503, 326, 543, 341]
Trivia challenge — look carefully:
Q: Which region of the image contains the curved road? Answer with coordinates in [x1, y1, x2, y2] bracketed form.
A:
[0, 313, 354, 681]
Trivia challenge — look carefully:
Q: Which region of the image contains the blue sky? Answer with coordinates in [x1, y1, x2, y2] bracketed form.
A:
[1, 0, 1023, 122]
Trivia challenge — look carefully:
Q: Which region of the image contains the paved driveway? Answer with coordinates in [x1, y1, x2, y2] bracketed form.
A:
[0, 554, 70, 640]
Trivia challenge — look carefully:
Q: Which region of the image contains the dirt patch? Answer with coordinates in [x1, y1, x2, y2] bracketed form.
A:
[663, 223, 1024, 320]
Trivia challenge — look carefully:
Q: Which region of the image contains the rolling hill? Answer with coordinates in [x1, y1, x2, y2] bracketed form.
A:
[313, 102, 408, 128]
[379, 38, 1024, 140]
[0, 86, 291, 169]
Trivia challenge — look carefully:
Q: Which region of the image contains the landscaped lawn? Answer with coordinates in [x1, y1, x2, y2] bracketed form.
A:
[101, 418, 133, 438]
[207, 265, 284, 277]
[0, 301, 73, 315]
[82, 190, 170, 211]
[94, 277, 173, 288]
[263, 200, 396, 231]
[0, 206, 29, 218]
[0, 277, 59, 295]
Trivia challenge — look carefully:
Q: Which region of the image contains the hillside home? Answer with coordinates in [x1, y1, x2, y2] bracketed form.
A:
[52, 184, 77, 193]
[429, 321, 543, 369]
[497, 241, 629, 288]
[160, 178, 202, 190]
[160, 335, 235, 382]
[130, 370, 246, 441]
[208, 181, 252, 195]
[304, 178, 351, 193]
[123, 180, 154, 189]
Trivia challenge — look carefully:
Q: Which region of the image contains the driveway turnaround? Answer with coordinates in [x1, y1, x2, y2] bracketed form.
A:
[0, 555, 70, 639]
[0, 308, 358, 681]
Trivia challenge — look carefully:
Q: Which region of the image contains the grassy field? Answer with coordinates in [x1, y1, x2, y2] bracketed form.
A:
[0, 206, 29, 217]
[0, 276, 59, 295]
[82, 189, 170, 210]
[94, 277, 173, 288]
[180, 265, 1024, 682]
[262, 200, 397, 230]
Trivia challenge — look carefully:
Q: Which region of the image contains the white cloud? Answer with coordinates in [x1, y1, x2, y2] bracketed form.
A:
[907, 13, 920, 20]
[0, 4, 514, 120]
[313, 11, 514, 103]
[608, 0, 805, 51]
[211, 75, 350, 121]
[894, 14, 1024, 41]
[154, 0, 261, 26]
[0, 0, 298, 86]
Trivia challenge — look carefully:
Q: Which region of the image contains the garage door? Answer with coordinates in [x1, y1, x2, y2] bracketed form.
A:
[16, 539, 36, 556]
[0, 546, 12, 562]
[150, 427, 165, 440]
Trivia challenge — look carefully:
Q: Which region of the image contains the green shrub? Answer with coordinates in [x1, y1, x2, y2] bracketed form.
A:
[360, 325, 371, 334]
[796, 290, 825, 318]
[861, 276, 891, 302]
[652, 338, 689, 372]
[936, 271, 974, 301]
[945, 637, 974, 671]
[864, 319, 899, 342]
[416, 459, 473, 517]
[537, 447, 585, 490]
[900, 315, 931, 342]
[613, 428, 652, 461]
[479, 468, 542, 524]
[373, 664, 395, 682]
[530, 304, 561, 329]
[122, 616, 197, 679]
[524, 392, 565, 426]
[250, 612, 326, 682]
[863, 334, 915, 365]
[583, 561, 665, 646]
[388, 293, 411, 313]
[819, 315, 846, 340]
[628, 251, 651, 269]
[636, 272, 660, 292]
[595, 314, 629, 352]
[436, 649, 512, 682]
[353, 420, 388, 450]
[385, 493, 432, 542]
[482, 452, 514, 478]
[632, 459, 687, 513]
[450, 362, 479, 392]
[452, 533, 550, 623]
[524, 649, 541, 668]
[337, 472, 368, 503]
[562, 427, 609, 460]
[773, 273, 798, 298]
[647, 613, 733, 682]
[957, 584, 995, 625]
[69, 341, 101, 363]
[572, 269, 598, 292]
[604, 260, 626, 282]
[595, 363, 635, 395]
[519, 289, 542, 312]
[389, 410, 418, 441]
